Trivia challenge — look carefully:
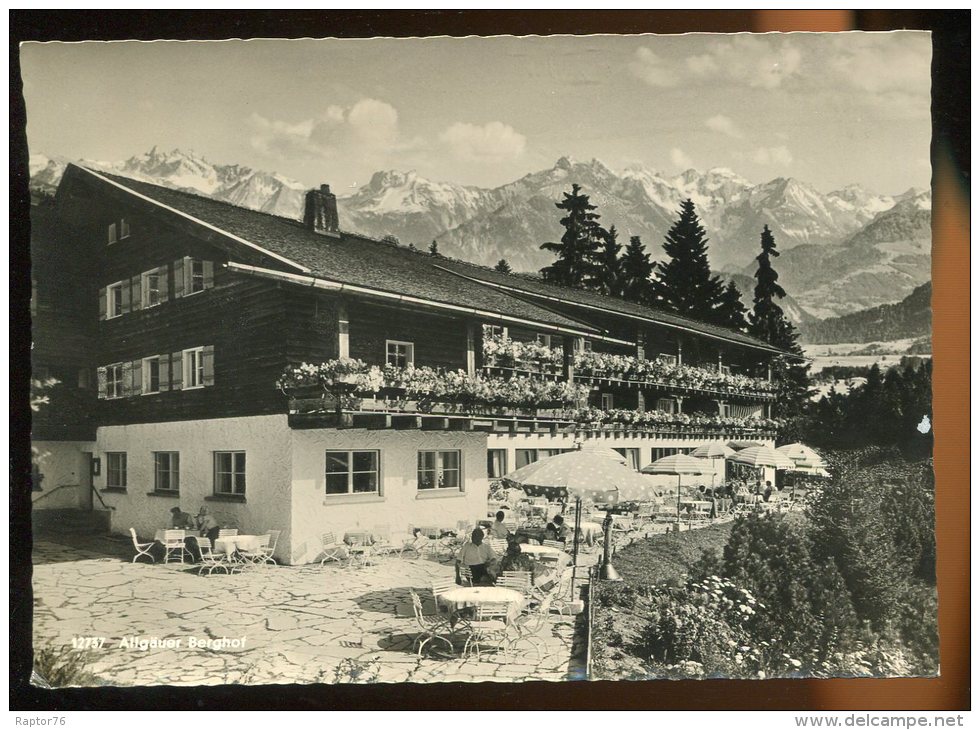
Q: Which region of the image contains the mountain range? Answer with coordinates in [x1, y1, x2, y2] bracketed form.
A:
[797, 282, 932, 345]
[28, 148, 932, 330]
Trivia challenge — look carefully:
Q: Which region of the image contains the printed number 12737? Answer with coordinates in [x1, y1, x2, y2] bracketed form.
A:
[71, 637, 106, 649]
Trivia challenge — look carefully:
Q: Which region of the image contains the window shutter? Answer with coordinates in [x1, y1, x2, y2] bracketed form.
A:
[174, 258, 185, 298]
[202, 345, 215, 386]
[130, 275, 142, 311]
[171, 351, 183, 390]
[97, 366, 107, 399]
[159, 266, 170, 303]
[120, 279, 131, 315]
[203, 260, 214, 290]
[159, 354, 171, 392]
[98, 287, 107, 321]
[131, 359, 143, 395]
[120, 361, 133, 396]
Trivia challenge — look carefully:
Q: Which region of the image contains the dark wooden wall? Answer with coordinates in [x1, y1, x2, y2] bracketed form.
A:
[347, 301, 469, 371]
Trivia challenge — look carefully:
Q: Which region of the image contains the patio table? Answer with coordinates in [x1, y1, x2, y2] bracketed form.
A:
[441, 586, 525, 623]
[213, 534, 263, 555]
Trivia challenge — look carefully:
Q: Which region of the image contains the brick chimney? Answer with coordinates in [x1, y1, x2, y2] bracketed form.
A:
[303, 184, 340, 236]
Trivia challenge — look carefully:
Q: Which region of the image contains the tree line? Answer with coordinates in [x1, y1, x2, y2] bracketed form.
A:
[533, 183, 809, 416]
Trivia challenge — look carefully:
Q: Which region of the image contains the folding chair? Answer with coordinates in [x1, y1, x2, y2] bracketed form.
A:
[129, 528, 155, 564]
[162, 529, 187, 564]
[319, 532, 347, 566]
[195, 537, 231, 576]
[460, 602, 511, 661]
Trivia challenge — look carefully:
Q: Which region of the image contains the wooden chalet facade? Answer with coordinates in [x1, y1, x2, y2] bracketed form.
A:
[30, 163, 790, 564]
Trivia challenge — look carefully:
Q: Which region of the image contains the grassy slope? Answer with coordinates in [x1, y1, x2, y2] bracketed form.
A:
[614, 521, 733, 586]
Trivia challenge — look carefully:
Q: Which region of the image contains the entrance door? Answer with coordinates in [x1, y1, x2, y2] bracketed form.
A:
[78, 451, 93, 511]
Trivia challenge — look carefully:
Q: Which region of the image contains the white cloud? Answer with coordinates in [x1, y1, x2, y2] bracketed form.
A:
[705, 114, 743, 139]
[440, 121, 526, 164]
[670, 147, 693, 169]
[829, 34, 931, 95]
[629, 47, 680, 88]
[687, 36, 802, 89]
[752, 145, 793, 166]
[249, 98, 401, 159]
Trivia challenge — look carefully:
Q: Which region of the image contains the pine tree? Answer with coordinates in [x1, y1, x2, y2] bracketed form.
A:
[747, 225, 809, 417]
[748, 225, 789, 344]
[619, 235, 656, 305]
[652, 199, 724, 321]
[494, 258, 512, 274]
[595, 225, 624, 296]
[428, 239, 439, 256]
[540, 183, 604, 288]
[716, 280, 749, 331]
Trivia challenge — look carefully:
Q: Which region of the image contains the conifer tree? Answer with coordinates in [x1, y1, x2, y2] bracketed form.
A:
[494, 258, 512, 274]
[652, 199, 724, 320]
[619, 235, 656, 305]
[716, 280, 749, 331]
[747, 225, 809, 416]
[428, 239, 439, 256]
[595, 225, 624, 296]
[540, 183, 604, 288]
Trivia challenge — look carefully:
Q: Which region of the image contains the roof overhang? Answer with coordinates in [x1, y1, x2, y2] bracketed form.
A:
[435, 264, 803, 360]
[225, 262, 634, 345]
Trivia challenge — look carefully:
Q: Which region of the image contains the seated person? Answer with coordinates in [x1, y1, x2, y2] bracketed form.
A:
[196, 506, 221, 544]
[457, 528, 497, 586]
[488, 510, 510, 539]
[543, 514, 568, 543]
[498, 535, 534, 575]
[169, 506, 196, 529]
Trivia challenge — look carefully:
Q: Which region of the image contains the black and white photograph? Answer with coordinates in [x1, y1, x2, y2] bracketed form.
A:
[19, 23, 945, 694]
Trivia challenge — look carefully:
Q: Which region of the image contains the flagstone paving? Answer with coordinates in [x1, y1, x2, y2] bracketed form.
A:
[32, 540, 586, 687]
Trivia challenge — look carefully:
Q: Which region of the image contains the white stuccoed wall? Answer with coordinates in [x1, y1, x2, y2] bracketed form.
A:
[94, 415, 293, 559]
[31, 440, 94, 510]
[289, 428, 489, 565]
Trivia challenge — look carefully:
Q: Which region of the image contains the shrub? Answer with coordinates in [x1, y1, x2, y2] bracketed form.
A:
[33, 645, 99, 687]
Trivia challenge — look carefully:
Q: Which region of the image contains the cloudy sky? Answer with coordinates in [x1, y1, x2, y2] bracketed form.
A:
[21, 32, 931, 195]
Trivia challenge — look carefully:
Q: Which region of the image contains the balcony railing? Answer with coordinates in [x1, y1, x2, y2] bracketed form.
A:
[482, 333, 777, 401]
[279, 360, 780, 436]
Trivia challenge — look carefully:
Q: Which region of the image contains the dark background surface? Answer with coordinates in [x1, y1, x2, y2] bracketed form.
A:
[9, 9, 970, 711]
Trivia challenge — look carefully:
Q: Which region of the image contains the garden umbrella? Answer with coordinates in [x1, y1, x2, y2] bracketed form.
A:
[640, 454, 714, 521]
[729, 445, 797, 470]
[727, 440, 763, 450]
[776, 443, 827, 469]
[690, 443, 736, 460]
[502, 450, 657, 582]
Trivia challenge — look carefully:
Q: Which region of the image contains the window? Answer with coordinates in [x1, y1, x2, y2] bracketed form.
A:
[515, 449, 538, 469]
[582, 340, 593, 352]
[189, 259, 206, 294]
[106, 364, 124, 399]
[386, 340, 414, 368]
[601, 393, 614, 410]
[483, 324, 507, 339]
[613, 448, 641, 471]
[142, 356, 161, 394]
[536, 334, 553, 348]
[418, 450, 461, 490]
[214, 451, 246, 496]
[655, 398, 676, 413]
[183, 347, 205, 389]
[106, 453, 127, 489]
[325, 450, 380, 495]
[141, 268, 164, 308]
[720, 365, 732, 376]
[658, 354, 678, 367]
[651, 447, 679, 463]
[487, 449, 508, 479]
[107, 223, 117, 245]
[153, 452, 180, 493]
[77, 369, 92, 390]
[120, 218, 130, 239]
[107, 282, 125, 318]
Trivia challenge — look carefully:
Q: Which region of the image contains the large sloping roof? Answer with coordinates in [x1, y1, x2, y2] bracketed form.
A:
[70, 166, 600, 336]
[434, 257, 791, 355]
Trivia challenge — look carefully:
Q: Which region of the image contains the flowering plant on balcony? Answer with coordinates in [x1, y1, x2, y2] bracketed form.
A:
[571, 406, 780, 432]
[482, 332, 562, 371]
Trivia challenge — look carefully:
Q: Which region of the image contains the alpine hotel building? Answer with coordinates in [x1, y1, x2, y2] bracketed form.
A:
[31, 164, 790, 563]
